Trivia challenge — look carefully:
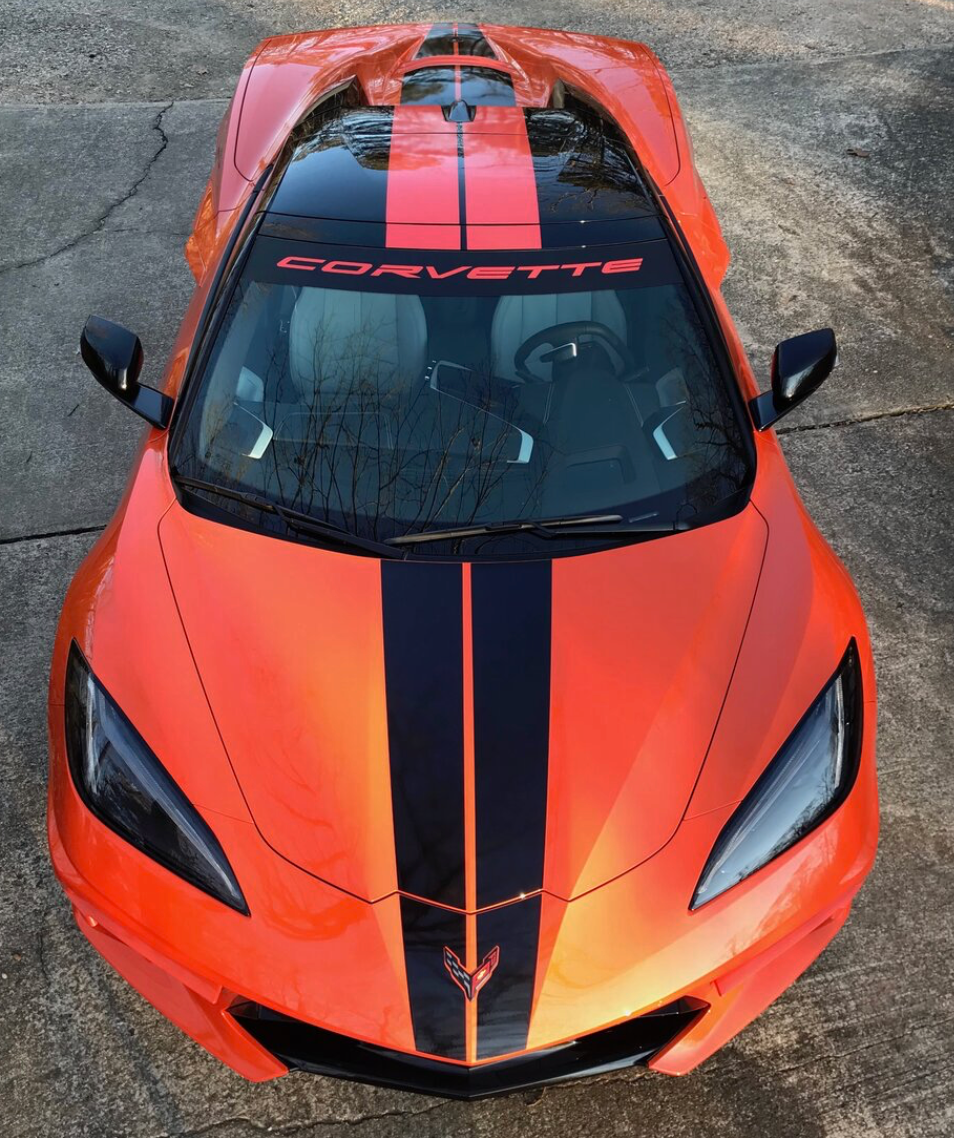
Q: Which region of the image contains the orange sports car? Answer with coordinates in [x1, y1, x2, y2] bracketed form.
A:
[48, 23, 878, 1098]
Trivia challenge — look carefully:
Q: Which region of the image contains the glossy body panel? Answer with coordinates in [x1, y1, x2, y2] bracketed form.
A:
[689, 441, 877, 817]
[386, 105, 460, 249]
[158, 504, 399, 903]
[462, 109, 541, 250]
[545, 509, 767, 898]
[48, 22, 878, 1093]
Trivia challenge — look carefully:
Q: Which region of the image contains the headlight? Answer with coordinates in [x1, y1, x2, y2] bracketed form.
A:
[64, 643, 248, 914]
[691, 641, 863, 909]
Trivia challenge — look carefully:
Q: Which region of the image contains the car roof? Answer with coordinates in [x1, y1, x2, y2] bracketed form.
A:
[260, 24, 667, 252]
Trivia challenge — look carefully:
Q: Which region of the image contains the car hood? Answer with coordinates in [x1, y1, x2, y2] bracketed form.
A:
[159, 502, 767, 906]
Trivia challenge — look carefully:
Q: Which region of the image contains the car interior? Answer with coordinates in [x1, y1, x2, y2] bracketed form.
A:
[192, 276, 735, 529]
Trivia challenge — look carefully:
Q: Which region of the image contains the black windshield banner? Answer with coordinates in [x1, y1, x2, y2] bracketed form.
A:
[247, 236, 683, 296]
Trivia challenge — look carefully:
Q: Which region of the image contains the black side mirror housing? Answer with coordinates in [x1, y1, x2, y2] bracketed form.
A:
[750, 328, 838, 431]
[80, 316, 173, 429]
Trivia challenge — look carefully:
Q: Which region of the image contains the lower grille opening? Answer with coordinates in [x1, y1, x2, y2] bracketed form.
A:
[229, 997, 707, 1099]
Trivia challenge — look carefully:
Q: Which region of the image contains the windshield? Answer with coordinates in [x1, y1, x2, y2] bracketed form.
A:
[172, 236, 752, 555]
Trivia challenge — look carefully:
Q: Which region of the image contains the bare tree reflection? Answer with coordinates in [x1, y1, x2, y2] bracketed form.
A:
[177, 274, 751, 553]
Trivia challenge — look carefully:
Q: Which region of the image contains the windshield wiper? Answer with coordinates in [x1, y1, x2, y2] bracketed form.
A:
[387, 514, 682, 547]
[173, 474, 401, 559]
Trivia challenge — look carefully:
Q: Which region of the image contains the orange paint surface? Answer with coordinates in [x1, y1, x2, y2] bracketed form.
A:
[49, 22, 877, 1088]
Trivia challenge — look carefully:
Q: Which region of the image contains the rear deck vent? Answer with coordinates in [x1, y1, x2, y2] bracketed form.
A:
[443, 99, 476, 123]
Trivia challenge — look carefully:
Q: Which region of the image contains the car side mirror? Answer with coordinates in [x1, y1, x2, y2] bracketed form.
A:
[80, 316, 173, 429]
[750, 328, 838, 431]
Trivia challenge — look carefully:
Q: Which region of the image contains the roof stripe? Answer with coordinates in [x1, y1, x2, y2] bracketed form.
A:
[462, 108, 542, 249]
[385, 105, 461, 249]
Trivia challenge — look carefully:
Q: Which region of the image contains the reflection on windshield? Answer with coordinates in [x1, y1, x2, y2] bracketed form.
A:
[173, 265, 751, 554]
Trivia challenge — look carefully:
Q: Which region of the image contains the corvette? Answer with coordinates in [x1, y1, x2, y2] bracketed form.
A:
[273, 256, 646, 279]
[48, 22, 878, 1099]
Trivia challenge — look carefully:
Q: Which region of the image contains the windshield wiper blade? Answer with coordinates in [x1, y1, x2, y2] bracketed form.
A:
[173, 474, 401, 558]
[385, 513, 675, 547]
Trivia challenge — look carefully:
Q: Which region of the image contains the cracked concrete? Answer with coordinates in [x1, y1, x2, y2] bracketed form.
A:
[0, 524, 106, 547]
[777, 399, 954, 434]
[1, 2, 953, 1137]
[0, 101, 172, 276]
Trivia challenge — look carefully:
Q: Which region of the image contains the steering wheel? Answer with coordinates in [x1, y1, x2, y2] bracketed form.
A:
[513, 320, 638, 383]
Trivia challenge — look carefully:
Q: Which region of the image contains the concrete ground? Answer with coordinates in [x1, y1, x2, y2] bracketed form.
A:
[1, 2, 953, 1135]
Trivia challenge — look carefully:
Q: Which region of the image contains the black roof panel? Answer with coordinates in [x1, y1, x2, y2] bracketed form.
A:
[265, 99, 657, 245]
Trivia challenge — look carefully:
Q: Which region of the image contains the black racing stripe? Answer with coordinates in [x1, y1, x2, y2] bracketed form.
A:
[471, 561, 552, 909]
[457, 122, 467, 251]
[400, 897, 466, 1059]
[476, 895, 543, 1058]
[382, 562, 465, 909]
[414, 22, 457, 58]
[456, 24, 498, 58]
[414, 21, 498, 59]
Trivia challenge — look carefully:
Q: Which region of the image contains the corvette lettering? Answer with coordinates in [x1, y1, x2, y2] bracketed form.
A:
[275, 255, 644, 280]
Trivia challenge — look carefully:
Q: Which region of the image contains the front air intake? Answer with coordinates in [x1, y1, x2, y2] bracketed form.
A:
[230, 997, 707, 1099]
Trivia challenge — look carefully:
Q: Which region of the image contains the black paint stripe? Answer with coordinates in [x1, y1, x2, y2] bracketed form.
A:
[414, 22, 457, 58]
[456, 24, 498, 58]
[414, 21, 498, 60]
[400, 897, 466, 1059]
[476, 895, 543, 1058]
[472, 561, 552, 908]
[382, 562, 466, 910]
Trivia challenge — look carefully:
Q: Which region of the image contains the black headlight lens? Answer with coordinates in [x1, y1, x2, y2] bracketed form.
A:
[64, 642, 248, 914]
[691, 641, 863, 909]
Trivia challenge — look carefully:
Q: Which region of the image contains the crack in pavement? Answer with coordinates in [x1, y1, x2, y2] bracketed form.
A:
[141, 1100, 451, 1138]
[669, 39, 954, 76]
[0, 100, 173, 276]
[0, 523, 106, 546]
[777, 400, 954, 434]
